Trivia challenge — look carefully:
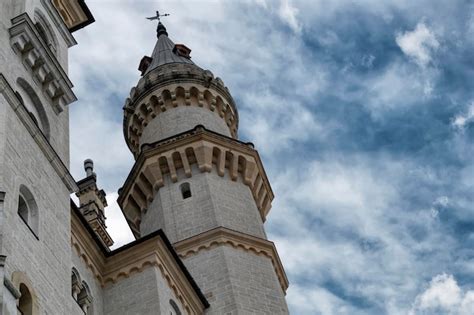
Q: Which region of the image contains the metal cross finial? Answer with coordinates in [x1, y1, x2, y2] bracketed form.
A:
[146, 11, 170, 22]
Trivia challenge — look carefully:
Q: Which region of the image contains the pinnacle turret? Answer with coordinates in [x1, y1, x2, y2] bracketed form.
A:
[140, 22, 194, 76]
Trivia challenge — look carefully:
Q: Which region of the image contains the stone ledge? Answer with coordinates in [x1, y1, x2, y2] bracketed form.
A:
[0, 74, 78, 192]
[174, 227, 289, 293]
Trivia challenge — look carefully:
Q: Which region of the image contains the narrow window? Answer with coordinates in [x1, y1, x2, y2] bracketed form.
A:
[18, 195, 29, 224]
[18, 283, 33, 315]
[180, 183, 191, 199]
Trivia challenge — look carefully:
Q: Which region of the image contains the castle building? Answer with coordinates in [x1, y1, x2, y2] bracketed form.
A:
[0, 1, 289, 314]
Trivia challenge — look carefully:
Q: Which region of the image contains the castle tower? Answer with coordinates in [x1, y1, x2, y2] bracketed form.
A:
[118, 22, 289, 313]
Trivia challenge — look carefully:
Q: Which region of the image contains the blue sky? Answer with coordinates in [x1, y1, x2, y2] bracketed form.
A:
[68, 1, 474, 314]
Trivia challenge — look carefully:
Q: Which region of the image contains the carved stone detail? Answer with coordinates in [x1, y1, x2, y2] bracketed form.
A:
[124, 83, 239, 156]
[118, 128, 274, 236]
[9, 13, 77, 113]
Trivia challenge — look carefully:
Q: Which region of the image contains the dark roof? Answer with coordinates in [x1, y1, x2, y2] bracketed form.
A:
[144, 22, 195, 75]
[70, 199, 209, 308]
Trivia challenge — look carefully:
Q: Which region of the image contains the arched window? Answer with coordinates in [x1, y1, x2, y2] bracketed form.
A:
[77, 281, 92, 314]
[18, 283, 33, 315]
[11, 272, 38, 315]
[18, 185, 39, 237]
[180, 182, 191, 199]
[169, 299, 182, 315]
[16, 78, 50, 140]
[71, 268, 82, 300]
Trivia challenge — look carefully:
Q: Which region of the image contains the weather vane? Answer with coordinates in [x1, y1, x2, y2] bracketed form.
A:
[146, 11, 170, 22]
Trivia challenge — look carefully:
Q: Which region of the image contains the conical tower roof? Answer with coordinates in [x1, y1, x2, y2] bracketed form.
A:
[144, 22, 194, 75]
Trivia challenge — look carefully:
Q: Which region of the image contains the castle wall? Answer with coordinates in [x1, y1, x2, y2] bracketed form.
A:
[104, 267, 160, 315]
[183, 246, 288, 315]
[140, 106, 231, 146]
[141, 165, 266, 243]
[0, 101, 72, 314]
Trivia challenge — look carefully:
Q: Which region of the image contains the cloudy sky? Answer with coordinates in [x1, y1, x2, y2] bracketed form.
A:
[68, 0, 474, 314]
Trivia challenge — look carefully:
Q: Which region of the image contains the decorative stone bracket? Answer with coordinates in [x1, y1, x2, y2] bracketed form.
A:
[124, 83, 238, 156]
[9, 13, 77, 113]
[118, 127, 274, 237]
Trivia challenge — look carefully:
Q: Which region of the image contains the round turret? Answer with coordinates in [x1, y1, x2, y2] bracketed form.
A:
[123, 23, 239, 158]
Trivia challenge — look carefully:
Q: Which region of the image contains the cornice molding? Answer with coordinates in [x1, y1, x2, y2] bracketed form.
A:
[124, 82, 239, 157]
[51, 0, 95, 32]
[71, 210, 207, 314]
[40, 0, 77, 47]
[9, 13, 77, 113]
[174, 227, 289, 293]
[118, 127, 274, 238]
[0, 74, 78, 192]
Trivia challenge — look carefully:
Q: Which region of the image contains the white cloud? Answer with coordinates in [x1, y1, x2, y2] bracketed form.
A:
[287, 284, 356, 315]
[396, 22, 440, 67]
[278, 0, 302, 33]
[452, 101, 474, 130]
[363, 61, 438, 118]
[410, 274, 474, 315]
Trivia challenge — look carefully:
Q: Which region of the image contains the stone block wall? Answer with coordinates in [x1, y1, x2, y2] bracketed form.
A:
[140, 106, 231, 146]
[103, 266, 185, 315]
[1, 100, 72, 314]
[142, 165, 266, 243]
[183, 246, 288, 315]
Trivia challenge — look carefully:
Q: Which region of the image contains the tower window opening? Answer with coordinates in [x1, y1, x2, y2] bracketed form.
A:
[180, 183, 191, 199]
[18, 195, 29, 224]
